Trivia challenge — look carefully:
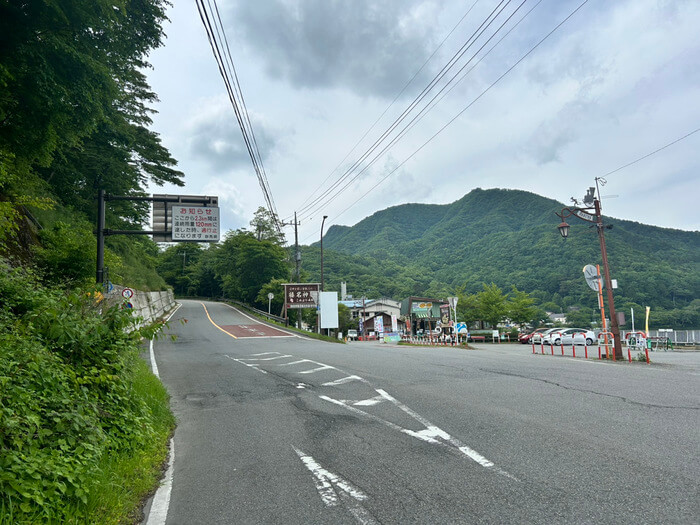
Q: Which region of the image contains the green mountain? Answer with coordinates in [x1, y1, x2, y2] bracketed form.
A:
[306, 188, 699, 315]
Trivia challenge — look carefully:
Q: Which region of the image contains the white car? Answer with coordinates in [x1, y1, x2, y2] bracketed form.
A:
[544, 328, 597, 346]
[532, 328, 560, 344]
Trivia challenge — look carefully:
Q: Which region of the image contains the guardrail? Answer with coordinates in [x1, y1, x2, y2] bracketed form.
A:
[224, 299, 286, 324]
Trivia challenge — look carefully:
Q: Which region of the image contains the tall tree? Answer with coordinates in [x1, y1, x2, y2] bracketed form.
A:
[477, 283, 508, 328]
[249, 206, 285, 245]
[507, 286, 539, 326]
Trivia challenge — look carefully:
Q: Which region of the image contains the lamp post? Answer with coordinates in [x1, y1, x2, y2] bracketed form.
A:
[319, 216, 328, 335]
[555, 183, 622, 360]
[320, 215, 328, 292]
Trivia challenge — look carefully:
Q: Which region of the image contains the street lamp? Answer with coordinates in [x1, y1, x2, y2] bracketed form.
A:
[555, 182, 622, 359]
[557, 221, 570, 239]
[320, 215, 328, 292]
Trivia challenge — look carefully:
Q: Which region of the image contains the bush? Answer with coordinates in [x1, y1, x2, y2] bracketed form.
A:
[0, 264, 175, 523]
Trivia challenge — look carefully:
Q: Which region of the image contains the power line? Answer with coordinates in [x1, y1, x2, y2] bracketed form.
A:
[602, 126, 700, 178]
[296, 0, 523, 222]
[196, 0, 282, 234]
[290, 0, 483, 219]
[322, 0, 591, 230]
[297, 0, 534, 224]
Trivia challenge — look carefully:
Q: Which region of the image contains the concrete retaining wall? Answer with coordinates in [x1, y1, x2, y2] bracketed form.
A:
[104, 285, 176, 328]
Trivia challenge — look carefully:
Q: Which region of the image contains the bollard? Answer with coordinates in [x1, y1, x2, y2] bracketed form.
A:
[584, 344, 588, 359]
[532, 342, 536, 354]
[598, 346, 602, 359]
[572, 345, 576, 358]
[561, 342, 565, 356]
[645, 347, 650, 364]
[628, 348, 631, 363]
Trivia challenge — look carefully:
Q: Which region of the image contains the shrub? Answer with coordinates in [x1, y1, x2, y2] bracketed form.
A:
[0, 263, 174, 522]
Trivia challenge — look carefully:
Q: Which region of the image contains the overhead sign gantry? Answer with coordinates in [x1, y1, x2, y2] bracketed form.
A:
[96, 190, 219, 283]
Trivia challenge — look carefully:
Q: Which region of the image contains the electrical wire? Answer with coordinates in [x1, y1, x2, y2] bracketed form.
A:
[196, 0, 282, 234]
[297, 0, 528, 223]
[602, 126, 700, 178]
[291, 0, 483, 218]
[318, 0, 591, 234]
[296, 0, 513, 220]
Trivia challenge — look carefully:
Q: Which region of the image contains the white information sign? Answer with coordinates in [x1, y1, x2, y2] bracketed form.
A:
[319, 291, 339, 329]
[172, 206, 220, 241]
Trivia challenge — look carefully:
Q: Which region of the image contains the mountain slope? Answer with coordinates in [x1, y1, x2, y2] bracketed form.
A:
[310, 188, 699, 311]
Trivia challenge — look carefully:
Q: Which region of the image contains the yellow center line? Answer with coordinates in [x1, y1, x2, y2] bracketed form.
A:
[200, 302, 238, 339]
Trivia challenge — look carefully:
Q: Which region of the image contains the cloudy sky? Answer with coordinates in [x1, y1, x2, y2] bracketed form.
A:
[145, 0, 700, 242]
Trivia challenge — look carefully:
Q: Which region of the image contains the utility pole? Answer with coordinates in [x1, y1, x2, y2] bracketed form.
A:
[181, 251, 189, 275]
[555, 181, 623, 360]
[294, 212, 301, 282]
[593, 184, 622, 359]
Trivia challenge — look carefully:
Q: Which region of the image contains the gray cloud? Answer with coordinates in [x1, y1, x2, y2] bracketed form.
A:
[228, 0, 439, 98]
[188, 106, 279, 173]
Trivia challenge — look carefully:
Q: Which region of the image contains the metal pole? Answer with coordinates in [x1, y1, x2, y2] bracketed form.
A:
[320, 215, 327, 292]
[595, 198, 623, 359]
[96, 189, 105, 284]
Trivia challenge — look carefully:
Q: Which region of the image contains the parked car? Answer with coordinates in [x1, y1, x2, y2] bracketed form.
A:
[543, 328, 597, 346]
[532, 328, 560, 345]
[519, 328, 549, 344]
[347, 329, 358, 340]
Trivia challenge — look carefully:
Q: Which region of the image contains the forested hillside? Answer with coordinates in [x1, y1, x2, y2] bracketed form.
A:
[308, 188, 700, 328]
[1, 2, 181, 522]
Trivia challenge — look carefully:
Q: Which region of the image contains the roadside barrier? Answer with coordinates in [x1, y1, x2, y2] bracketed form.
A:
[532, 331, 648, 364]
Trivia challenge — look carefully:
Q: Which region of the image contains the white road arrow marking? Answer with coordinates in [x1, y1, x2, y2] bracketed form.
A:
[293, 447, 367, 504]
[293, 447, 378, 525]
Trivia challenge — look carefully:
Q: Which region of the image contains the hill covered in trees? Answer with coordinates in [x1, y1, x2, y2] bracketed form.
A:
[303, 188, 699, 328]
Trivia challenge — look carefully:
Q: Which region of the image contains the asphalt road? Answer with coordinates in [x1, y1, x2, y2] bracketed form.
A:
[145, 300, 700, 524]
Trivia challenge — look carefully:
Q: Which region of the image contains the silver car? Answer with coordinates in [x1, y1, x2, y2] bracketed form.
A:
[544, 328, 596, 346]
[532, 328, 560, 345]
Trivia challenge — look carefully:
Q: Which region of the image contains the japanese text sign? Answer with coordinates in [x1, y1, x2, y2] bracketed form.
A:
[284, 283, 320, 309]
[171, 206, 220, 242]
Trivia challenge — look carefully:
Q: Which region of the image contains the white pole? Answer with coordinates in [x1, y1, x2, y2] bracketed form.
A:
[631, 308, 635, 333]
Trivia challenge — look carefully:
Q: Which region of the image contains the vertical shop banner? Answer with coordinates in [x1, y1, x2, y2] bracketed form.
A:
[374, 316, 384, 334]
[440, 304, 451, 324]
[391, 314, 398, 332]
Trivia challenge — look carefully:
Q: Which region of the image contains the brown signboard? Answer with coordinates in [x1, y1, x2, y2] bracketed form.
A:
[284, 283, 320, 309]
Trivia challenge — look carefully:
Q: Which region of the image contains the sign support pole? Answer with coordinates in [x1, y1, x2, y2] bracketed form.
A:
[96, 189, 106, 284]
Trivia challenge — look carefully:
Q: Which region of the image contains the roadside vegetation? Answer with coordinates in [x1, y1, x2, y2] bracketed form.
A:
[0, 265, 175, 523]
[1, 1, 182, 522]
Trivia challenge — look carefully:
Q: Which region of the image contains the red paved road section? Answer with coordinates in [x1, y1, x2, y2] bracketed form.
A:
[219, 324, 292, 338]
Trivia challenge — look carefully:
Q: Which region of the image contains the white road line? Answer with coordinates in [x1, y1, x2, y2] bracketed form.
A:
[250, 352, 280, 356]
[299, 365, 336, 375]
[322, 392, 512, 477]
[225, 355, 268, 374]
[149, 339, 160, 378]
[240, 354, 293, 361]
[148, 303, 182, 378]
[323, 375, 367, 386]
[293, 447, 377, 525]
[353, 396, 386, 407]
[376, 389, 497, 469]
[280, 359, 314, 366]
[320, 396, 408, 434]
[145, 437, 174, 525]
[144, 304, 182, 525]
